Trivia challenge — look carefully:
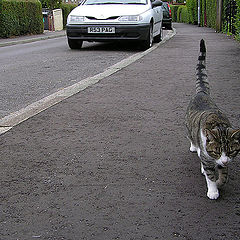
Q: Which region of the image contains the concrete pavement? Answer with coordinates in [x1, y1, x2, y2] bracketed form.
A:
[0, 30, 66, 47]
[0, 28, 175, 136]
[0, 23, 239, 240]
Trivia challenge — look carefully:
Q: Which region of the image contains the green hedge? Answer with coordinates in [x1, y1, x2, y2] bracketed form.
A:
[184, 0, 216, 27]
[61, 3, 77, 28]
[170, 5, 181, 22]
[0, 0, 44, 38]
[177, 5, 189, 23]
[171, 0, 239, 40]
[205, 0, 217, 28]
[186, 0, 198, 24]
[234, 0, 240, 40]
[173, 0, 217, 28]
[200, 0, 216, 28]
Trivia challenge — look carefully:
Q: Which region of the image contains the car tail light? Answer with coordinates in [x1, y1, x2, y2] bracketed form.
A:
[168, 3, 172, 17]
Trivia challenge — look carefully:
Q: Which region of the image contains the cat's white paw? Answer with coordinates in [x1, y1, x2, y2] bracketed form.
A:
[190, 142, 197, 152]
[201, 163, 205, 175]
[205, 177, 219, 199]
[207, 190, 219, 200]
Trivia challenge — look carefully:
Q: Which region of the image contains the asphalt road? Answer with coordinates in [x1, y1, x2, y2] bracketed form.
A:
[0, 23, 240, 240]
[0, 37, 141, 119]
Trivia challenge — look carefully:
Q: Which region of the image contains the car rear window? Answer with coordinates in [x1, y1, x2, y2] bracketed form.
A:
[162, 3, 169, 11]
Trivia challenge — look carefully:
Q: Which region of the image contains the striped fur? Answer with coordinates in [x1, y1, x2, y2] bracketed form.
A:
[196, 39, 209, 95]
[185, 39, 240, 200]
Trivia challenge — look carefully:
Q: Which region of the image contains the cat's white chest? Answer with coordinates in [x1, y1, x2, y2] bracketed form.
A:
[200, 130, 208, 158]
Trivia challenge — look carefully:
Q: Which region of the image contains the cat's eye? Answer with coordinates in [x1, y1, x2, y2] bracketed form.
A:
[208, 151, 220, 157]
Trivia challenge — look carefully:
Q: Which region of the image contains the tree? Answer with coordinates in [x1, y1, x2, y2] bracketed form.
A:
[40, 0, 61, 9]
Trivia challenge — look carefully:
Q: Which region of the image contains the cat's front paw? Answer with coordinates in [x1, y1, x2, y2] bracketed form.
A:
[201, 163, 205, 175]
[190, 142, 197, 152]
[207, 190, 219, 200]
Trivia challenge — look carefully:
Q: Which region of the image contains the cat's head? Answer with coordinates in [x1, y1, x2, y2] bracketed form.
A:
[204, 128, 240, 166]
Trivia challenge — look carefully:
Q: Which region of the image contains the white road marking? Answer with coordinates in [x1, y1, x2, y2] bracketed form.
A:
[0, 29, 176, 135]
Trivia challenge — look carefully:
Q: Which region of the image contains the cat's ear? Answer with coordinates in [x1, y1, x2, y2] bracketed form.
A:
[230, 129, 240, 141]
[205, 129, 217, 142]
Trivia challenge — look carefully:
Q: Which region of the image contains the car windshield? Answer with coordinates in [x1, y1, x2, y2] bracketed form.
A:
[83, 0, 147, 5]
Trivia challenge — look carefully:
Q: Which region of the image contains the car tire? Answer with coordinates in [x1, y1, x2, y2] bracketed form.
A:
[154, 27, 162, 43]
[140, 24, 153, 50]
[68, 38, 83, 49]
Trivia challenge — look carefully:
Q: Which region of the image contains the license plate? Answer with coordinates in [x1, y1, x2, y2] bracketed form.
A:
[88, 27, 115, 34]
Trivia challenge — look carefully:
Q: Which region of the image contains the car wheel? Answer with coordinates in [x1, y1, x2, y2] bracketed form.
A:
[140, 24, 153, 50]
[154, 27, 162, 43]
[68, 38, 83, 49]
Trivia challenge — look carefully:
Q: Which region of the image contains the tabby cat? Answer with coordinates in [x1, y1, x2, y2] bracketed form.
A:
[185, 39, 240, 200]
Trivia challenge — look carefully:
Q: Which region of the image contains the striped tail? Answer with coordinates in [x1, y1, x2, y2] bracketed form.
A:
[196, 39, 209, 94]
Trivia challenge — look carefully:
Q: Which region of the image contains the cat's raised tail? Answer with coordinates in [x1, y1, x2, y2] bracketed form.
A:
[199, 39, 206, 60]
[196, 39, 209, 95]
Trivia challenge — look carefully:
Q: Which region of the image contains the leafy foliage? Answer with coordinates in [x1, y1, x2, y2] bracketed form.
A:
[61, 3, 77, 27]
[172, 0, 239, 40]
[39, 0, 61, 9]
[234, 0, 240, 40]
[186, 0, 198, 24]
[205, 0, 217, 28]
[177, 5, 190, 23]
[170, 5, 181, 22]
[0, 0, 44, 38]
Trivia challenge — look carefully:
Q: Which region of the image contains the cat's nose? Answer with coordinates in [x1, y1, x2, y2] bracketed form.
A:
[221, 158, 228, 165]
[219, 152, 230, 166]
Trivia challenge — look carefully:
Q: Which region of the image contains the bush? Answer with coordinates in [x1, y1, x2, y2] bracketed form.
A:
[222, 0, 229, 34]
[172, 0, 239, 40]
[177, 5, 189, 23]
[61, 3, 77, 28]
[200, 0, 205, 26]
[186, 0, 198, 24]
[204, 0, 217, 28]
[234, 0, 240, 40]
[174, 0, 216, 28]
[0, 0, 44, 38]
[40, 0, 61, 9]
[199, 0, 216, 28]
[170, 5, 181, 22]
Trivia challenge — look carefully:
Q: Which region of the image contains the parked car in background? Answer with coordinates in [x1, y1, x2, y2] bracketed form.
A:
[66, 0, 163, 50]
[162, 2, 172, 29]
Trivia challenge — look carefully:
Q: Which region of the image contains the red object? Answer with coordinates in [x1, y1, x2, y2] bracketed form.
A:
[168, 3, 172, 18]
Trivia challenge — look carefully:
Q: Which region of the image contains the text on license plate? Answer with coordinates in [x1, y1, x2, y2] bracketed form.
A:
[88, 27, 115, 33]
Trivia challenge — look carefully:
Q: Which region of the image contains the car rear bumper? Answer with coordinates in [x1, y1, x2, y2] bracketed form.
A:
[162, 18, 172, 25]
[66, 24, 150, 42]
